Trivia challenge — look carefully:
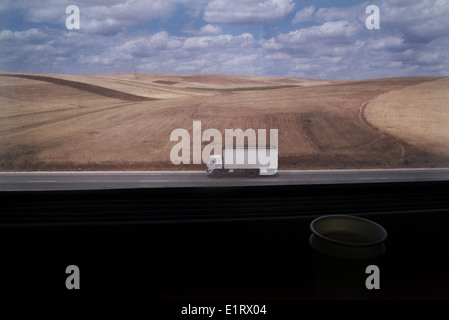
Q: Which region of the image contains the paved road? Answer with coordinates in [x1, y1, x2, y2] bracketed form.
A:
[1, 169, 449, 191]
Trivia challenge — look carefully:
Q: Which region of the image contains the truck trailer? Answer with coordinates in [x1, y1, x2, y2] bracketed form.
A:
[206, 147, 278, 178]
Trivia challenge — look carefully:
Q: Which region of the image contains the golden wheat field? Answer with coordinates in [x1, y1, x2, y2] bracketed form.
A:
[0, 71, 448, 171]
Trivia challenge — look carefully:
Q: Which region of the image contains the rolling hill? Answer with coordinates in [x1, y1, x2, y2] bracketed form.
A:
[0, 72, 447, 171]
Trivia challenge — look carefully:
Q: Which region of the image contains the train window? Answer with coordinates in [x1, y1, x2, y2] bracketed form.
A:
[1, 0, 448, 191]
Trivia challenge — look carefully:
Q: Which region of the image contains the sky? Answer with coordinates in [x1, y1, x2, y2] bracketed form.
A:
[0, 0, 448, 79]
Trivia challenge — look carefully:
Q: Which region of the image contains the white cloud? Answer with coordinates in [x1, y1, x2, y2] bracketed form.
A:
[271, 20, 359, 50]
[369, 36, 404, 50]
[183, 24, 223, 36]
[266, 52, 291, 60]
[388, 61, 403, 68]
[4, 0, 184, 35]
[83, 18, 124, 36]
[0, 28, 48, 42]
[182, 33, 256, 51]
[204, 0, 295, 25]
[382, 0, 449, 43]
[224, 53, 260, 66]
[291, 5, 315, 24]
[24, 6, 61, 23]
[87, 0, 175, 23]
[199, 24, 222, 35]
[21, 29, 258, 75]
[1, 0, 449, 79]
[117, 31, 184, 58]
[416, 52, 444, 65]
[314, 4, 365, 23]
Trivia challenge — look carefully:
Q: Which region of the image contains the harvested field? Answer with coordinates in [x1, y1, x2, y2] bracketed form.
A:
[365, 78, 449, 156]
[0, 72, 448, 171]
[0, 74, 155, 101]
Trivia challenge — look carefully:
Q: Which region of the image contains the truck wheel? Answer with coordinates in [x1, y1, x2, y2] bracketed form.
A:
[212, 170, 223, 178]
[246, 169, 258, 178]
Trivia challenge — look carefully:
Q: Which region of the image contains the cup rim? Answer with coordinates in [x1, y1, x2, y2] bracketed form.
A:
[310, 214, 387, 247]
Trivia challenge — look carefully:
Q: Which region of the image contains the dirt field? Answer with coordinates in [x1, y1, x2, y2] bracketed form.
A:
[365, 78, 449, 157]
[0, 71, 448, 171]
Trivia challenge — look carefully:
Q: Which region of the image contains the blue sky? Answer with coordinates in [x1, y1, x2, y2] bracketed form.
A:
[0, 0, 448, 79]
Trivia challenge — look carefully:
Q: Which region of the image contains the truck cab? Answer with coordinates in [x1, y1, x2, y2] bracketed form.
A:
[207, 155, 223, 174]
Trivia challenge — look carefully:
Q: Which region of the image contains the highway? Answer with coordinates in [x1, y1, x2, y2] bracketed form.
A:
[1, 169, 449, 191]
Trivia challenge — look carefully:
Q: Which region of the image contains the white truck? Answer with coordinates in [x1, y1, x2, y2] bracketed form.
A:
[207, 147, 278, 178]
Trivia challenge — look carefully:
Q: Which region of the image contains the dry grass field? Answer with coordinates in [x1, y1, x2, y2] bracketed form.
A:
[0, 71, 448, 171]
[365, 78, 449, 157]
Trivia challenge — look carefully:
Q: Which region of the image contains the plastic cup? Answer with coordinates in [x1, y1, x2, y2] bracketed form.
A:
[310, 215, 387, 260]
[309, 215, 387, 299]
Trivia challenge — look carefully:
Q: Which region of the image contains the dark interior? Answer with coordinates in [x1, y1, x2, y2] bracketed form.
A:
[1, 181, 448, 313]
